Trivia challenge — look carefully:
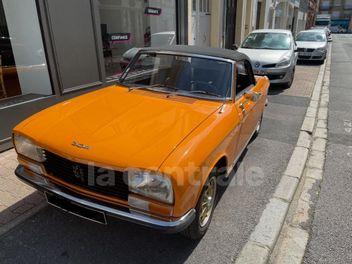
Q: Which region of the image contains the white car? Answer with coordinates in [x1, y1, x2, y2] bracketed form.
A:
[296, 30, 328, 64]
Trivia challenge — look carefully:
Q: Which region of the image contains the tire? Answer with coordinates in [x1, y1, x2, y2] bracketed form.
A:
[182, 174, 217, 240]
[283, 67, 295, 88]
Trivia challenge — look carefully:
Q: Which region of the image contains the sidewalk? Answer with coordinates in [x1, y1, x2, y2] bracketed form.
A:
[0, 148, 45, 235]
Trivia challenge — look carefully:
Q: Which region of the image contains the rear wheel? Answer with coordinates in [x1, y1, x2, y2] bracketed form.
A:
[182, 174, 217, 240]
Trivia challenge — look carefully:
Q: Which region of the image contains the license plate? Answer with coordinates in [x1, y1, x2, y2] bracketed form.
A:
[253, 69, 266, 75]
[299, 52, 311, 56]
[45, 192, 107, 224]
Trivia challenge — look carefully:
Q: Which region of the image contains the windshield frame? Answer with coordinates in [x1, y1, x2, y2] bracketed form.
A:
[119, 51, 236, 101]
[241, 32, 292, 50]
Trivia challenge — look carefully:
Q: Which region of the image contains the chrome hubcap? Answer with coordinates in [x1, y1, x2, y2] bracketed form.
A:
[199, 177, 217, 227]
[256, 119, 261, 132]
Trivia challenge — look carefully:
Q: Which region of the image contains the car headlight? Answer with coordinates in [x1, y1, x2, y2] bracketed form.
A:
[276, 58, 290, 67]
[127, 170, 174, 204]
[13, 134, 46, 162]
[316, 48, 326, 52]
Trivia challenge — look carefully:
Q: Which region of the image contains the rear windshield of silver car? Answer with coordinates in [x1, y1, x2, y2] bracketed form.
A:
[241, 32, 291, 50]
[120, 52, 233, 99]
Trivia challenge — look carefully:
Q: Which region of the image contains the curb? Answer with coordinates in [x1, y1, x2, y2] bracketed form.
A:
[0, 201, 47, 237]
[234, 47, 331, 264]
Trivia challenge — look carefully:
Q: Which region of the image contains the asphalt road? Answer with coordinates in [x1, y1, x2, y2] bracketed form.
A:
[0, 63, 321, 264]
[303, 35, 352, 264]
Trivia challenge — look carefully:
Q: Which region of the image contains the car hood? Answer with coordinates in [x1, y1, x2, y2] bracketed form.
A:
[237, 48, 292, 65]
[296, 41, 326, 49]
[15, 85, 221, 169]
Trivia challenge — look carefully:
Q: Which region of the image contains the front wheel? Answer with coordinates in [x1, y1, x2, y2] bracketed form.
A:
[182, 175, 217, 240]
[283, 67, 295, 88]
[252, 114, 263, 140]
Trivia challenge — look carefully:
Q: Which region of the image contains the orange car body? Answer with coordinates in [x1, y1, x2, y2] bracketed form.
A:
[13, 49, 269, 231]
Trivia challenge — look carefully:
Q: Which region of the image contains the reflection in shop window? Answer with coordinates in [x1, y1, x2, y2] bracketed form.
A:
[99, 0, 176, 81]
[0, 0, 52, 109]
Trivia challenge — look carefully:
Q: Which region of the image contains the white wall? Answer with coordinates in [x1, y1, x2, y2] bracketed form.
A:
[3, 0, 52, 96]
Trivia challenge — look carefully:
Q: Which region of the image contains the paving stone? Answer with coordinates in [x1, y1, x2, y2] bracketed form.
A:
[296, 131, 311, 149]
[274, 175, 299, 202]
[312, 138, 327, 152]
[316, 119, 327, 129]
[250, 198, 289, 249]
[306, 107, 318, 118]
[307, 150, 325, 170]
[292, 178, 317, 227]
[0, 190, 18, 207]
[272, 226, 309, 264]
[318, 107, 328, 120]
[314, 127, 328, 139]
[305, 168, 323, 181]
[234, 241, 269, 264]
[301, 117, 315, 133]
[285, 147, 309, 179]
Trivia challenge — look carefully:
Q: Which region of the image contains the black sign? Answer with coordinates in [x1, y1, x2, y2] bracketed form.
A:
[144, 7, 162, 16]
[110, 33, 131, 43]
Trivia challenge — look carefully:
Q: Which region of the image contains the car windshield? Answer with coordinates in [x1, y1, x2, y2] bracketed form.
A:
[241, 32, 291, 50]
[151, 33, 175, 46]
[120, 53, 232, 99]
[296, 32, 326, 42]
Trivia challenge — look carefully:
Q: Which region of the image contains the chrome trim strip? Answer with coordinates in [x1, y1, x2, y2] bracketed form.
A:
[15, 166, 195, 233]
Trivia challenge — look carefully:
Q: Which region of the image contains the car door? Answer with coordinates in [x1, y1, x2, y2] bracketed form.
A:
[234, 60, 261, 154]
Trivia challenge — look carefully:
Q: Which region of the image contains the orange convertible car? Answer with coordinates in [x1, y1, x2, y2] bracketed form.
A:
[13, 46, 269, 239]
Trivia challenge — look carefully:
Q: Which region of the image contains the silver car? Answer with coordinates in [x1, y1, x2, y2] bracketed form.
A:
[238, 29, 297, 88]
[296, 30, 328, 63]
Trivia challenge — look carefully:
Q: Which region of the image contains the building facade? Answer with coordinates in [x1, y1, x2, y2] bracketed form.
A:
[306, 0, 320, 29]
[319, 0, 352, 32]
[273, 0, 308, 35]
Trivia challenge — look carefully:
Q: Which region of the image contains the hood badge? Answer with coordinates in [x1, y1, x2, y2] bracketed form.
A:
[72, 141, 90, 150]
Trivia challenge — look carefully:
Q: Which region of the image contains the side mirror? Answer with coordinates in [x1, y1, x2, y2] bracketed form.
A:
[232, 44, 239, 50]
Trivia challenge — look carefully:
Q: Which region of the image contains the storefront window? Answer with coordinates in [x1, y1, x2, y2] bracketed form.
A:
[99, 0, 177, 81]
[0, 0, 52, 109]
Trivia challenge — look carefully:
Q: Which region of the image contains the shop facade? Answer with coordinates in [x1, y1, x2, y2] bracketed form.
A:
[0, 0, 187, 151]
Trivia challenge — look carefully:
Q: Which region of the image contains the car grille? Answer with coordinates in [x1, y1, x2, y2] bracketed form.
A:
[298, 55, 311, 59]
[297, 48, 315, 52]
[43, 151, 129, 201]
[262, 63, 277, 68]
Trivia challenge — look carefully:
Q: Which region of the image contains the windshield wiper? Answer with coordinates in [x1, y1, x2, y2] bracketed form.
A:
[188, 90, 220, 97]
[129, 83, 178, 93]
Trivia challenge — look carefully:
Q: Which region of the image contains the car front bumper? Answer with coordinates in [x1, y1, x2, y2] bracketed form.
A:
[253, 64, 294, 84]
[15, 165, 195, 233]
[298, 50, 326, 61]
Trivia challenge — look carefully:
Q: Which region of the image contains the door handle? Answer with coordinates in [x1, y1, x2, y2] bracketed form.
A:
[239, 103, 246, 115]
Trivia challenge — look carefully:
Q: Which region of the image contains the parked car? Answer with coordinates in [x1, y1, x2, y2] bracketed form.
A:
[13, 45, 269, 240]
[311, 26, 333, 42]
[296, 30, 328, 64]
[119, 31, 176, 70]
[237, 29, 297, 88]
